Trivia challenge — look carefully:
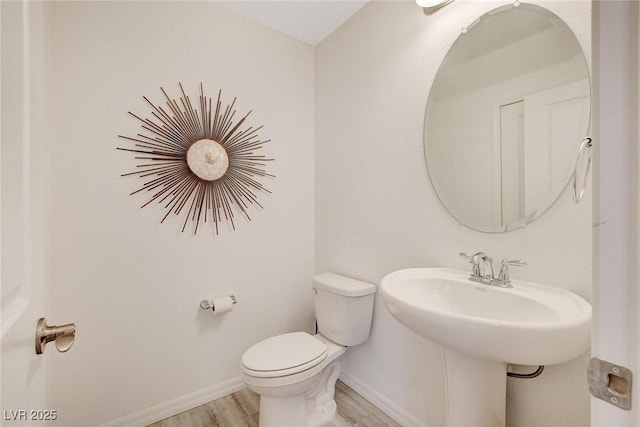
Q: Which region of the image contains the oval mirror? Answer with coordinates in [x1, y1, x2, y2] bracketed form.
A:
[424, 3, 590, 232]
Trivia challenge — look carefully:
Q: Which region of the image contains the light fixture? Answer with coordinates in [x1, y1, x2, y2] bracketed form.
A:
[417, 0, 454, 15]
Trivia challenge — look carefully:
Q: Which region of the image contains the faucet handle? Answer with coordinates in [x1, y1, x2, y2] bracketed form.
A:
[459, 252, 492, 262]
[459, 253, 478, 275]
[501, 259, 527, 267]
[497, 259, 526, 287]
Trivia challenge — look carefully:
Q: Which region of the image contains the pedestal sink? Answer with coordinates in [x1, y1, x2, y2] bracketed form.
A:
[380, 268, 591, 427]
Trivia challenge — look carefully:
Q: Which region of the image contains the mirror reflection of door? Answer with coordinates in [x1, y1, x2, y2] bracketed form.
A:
[495, 79, 590, 229]
[523, 79, 591, 216]
[498, 100, 524, 228]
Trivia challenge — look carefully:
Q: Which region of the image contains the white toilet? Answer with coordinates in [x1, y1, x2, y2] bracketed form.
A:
[241, 273, 376, 427]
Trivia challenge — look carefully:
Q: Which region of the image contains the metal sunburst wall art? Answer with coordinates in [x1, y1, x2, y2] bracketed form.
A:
[117, 83, 273, 235]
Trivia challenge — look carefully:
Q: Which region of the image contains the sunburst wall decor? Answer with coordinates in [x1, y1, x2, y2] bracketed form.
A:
[117, 83, 273, 235]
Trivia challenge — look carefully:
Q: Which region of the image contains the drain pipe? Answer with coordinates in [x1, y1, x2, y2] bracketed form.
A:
[507, 365, 545, 379]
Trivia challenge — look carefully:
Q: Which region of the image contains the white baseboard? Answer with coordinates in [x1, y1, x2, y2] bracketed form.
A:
[339, 371, 423, 427]
[98, 377, 246, 427]
[98, 372, 420, 427]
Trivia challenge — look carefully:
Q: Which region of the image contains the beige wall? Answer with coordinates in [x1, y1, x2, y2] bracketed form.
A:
[45, 2, 315, 426]
[315, 1, 592, 425]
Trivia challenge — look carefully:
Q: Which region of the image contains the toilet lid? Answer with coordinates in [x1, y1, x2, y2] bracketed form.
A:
[241, 332, 328, 377]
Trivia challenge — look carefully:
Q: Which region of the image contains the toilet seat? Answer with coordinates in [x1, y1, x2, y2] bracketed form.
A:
[241, 332, 328, 378]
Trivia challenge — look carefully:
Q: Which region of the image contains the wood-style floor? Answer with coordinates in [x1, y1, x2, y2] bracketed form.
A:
[148, 380, 400, 427]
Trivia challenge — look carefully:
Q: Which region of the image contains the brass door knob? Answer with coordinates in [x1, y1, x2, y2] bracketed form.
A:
[35, 317, 76, 355]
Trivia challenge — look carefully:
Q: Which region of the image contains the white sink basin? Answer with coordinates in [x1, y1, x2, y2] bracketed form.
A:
[380, 268, 591, 365]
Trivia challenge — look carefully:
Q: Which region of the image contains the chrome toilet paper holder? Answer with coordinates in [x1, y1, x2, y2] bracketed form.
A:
[200, 295, 237, 311]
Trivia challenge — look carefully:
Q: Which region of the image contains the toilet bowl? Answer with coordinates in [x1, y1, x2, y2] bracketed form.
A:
[241, 273, 376, 427]
[242, 333, 345, 426]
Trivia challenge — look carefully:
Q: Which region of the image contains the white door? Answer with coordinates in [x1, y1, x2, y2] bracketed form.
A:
[523, 78, 590, 217]
[499, 100, 524, 227]
[591, 1, 639, 426]
[1, 1, 51, 423]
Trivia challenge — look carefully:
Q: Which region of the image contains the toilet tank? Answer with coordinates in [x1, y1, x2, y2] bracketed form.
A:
[313, 273, 376, 346]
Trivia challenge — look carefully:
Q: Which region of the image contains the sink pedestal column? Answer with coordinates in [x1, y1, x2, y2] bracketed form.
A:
[443, 348, 507, 427]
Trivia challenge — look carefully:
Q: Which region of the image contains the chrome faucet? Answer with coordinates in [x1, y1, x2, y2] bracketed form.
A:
[459, 252, 526, 288]
[471, 252, 494, 281]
